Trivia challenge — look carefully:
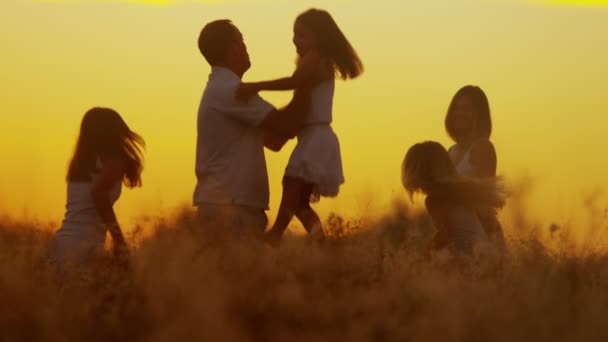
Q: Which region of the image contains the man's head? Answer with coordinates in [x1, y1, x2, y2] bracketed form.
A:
[198, 20, 251, 77]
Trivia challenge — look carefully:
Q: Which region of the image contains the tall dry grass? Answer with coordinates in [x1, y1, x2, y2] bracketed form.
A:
[1, 197, 608, 341]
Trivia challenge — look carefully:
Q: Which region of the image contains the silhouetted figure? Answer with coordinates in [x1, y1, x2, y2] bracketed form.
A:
[48, 107, 144, 265]
[402, 141, 506, 256]
[238, 8, 364, 244]
[445, 85, 507, 251]
[194, 20, 312, 243]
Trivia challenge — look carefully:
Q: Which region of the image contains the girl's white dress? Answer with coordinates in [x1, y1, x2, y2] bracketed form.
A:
[49, 161, 121, 264]
[284, 78, 344, 202]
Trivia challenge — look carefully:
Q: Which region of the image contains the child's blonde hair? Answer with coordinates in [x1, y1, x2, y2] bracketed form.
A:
[401, 141, 506, 209]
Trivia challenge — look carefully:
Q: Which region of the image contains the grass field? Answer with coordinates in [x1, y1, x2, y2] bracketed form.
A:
[1, 197, 608, 341]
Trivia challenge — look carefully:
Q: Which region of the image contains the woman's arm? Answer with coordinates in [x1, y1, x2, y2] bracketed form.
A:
[469, 139, 497, 178]
[91, 157, 128, 254]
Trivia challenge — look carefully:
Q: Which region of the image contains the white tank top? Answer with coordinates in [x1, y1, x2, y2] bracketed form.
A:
[61, 161, 122, 227]
[305, 78, 334, 125]
[448, 144, 474, 177]
[49, 160, 122, 263]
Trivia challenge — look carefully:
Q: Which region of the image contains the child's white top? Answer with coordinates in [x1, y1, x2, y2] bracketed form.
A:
[305, 78, 335, 125]
[62, 160, 122, 227]
[49, 160, 122, 263]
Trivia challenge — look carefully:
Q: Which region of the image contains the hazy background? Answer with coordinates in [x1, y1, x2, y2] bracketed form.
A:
[1, 0, 607, 234]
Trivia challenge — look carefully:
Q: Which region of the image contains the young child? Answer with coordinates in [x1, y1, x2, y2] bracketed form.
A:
[49, 108, 144, 265]
[238, 8, 363, 243]
[401, 141, 506, 256]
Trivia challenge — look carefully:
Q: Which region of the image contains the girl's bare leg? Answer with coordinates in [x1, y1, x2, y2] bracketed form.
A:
[265, 177, 303, 244]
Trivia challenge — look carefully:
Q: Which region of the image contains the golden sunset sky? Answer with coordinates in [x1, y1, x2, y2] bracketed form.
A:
[1, 0, 607, 234]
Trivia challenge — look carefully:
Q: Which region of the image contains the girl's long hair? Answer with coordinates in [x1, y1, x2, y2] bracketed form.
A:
[67, 107, 145, 188]
[296, 8, 363, 80]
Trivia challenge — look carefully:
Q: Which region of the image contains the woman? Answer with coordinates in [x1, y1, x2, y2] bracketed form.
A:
[49, 107, 144, 264]
[445, 85, 506, 250]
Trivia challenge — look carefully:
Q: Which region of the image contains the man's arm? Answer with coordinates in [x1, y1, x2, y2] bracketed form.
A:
[259, 87, 312, 151]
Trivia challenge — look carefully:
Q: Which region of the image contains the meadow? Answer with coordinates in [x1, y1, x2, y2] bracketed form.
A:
[1, 193, 608, 341]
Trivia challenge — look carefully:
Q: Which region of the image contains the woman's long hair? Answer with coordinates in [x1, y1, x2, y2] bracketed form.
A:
[401, 141, 505, 209]
[296, 8, 363, 80]
[67, 107, 145, 188]
[445, 85, 492, 144]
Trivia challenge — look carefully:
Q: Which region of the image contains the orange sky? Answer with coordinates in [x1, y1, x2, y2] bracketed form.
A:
[1, 0, 607, 235]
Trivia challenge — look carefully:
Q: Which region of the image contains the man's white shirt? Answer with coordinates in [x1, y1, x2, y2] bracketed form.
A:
[194, 67, 275, 210]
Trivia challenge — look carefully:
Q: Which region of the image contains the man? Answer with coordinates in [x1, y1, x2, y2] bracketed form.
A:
[194, 19, 310, 241]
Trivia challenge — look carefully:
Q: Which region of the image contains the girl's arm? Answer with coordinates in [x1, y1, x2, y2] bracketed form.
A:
[237, 52, 321, 98]
[91, 157, 128, 257]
